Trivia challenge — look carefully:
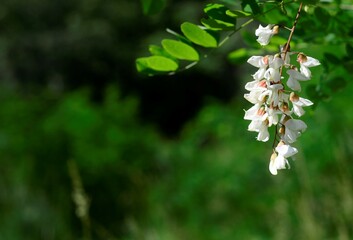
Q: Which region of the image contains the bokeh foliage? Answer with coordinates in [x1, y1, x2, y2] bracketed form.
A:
[0, 0, 353, 239]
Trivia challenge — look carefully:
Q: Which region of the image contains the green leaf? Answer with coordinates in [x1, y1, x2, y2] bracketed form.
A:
[166, 28, 192, 44]
[181, 22, 218, 48]
[255, 4, 288, 24]
[201, 18, 235, 31]
[149, 45, 176, 60]
[136, 56, 178, 73]
[161, 39, 199, 61]
[241, 0, 261, 15]
[228, 48, 248, 64]
[226, 10, 252, 18]
[140, 0, 166, 15]
[204, 3, 235, 23]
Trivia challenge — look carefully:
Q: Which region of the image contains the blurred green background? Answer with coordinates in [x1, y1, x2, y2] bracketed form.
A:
[0, 0, 353, 239]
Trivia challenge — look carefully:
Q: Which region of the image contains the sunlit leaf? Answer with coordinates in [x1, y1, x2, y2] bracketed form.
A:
[204, 3, 235, 23]
[136, 56, 178, 73]
[181, 22, 218, 48]
[161, 39, 199, 61]
[241, 0, 261, 15]
[201, 18, 235, 31]
[226, 10, 252, 18]
[166, 28, 192, 44]
[149, 45, 176, 60]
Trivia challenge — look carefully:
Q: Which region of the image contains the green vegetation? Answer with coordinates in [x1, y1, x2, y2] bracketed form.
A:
[0, 0, 353, 239]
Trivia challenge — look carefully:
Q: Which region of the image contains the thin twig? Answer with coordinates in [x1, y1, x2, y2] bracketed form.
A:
[68, 160, 92, 240]
[273, 2, 303, 149]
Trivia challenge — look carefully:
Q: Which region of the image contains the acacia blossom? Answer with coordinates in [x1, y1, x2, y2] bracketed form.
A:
[255, 24, 279, 46]
[244, 24, 320, 175]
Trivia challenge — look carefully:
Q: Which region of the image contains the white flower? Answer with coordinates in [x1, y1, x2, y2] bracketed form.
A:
[266, 107, 281, 126]
[255, 24, 278, 46]
[244, 88, 267, 104]
[283, 119, 307, 143]
[286, 69, 309, 91]
[297, 53, 320, 78]
[264, 67, 281, 83]
[248, 120, 270, 142]
[245, 79, 267, 91]
[290, 92, 313, 117]
[269, 144, 298, 175]
[247, 56, 269, 80]
[269, 56, 284, 69]
[265, 83, 283, 107]
[244, 103, 267, 121]
[247, 56, 269, 68]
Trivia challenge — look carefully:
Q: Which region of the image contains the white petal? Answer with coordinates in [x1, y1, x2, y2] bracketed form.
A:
[303, 56, 320, 67]
[300, 65, 311, 78]
[255, 25, 273, 46]
[252, 68, 267, 81]
[287, 69, 309, 80]
[244, 103, 261, 120]
[296, 97, 313, 107]
[245, 80, 260, 91]
[248, 120, 261, 132]
[264, 68, 280, 82]
[247, 56, 263, 68]
[276, 144, 298, 158]
[275, 155, 287, 169]
[269, 159, 278, 175]
[283, 129, 298, 143]
[293, 104, 305, 117]
[286, 119, 307, 132]
[270, 57, 284, 69]
[257, 125, 269, 142]
[287, 77, 301, 91]
[244, 93, 260, 104]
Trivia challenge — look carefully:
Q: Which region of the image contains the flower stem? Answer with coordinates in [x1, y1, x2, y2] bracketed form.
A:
[281, 2, 303, 68]
[273, 2, 303, 149]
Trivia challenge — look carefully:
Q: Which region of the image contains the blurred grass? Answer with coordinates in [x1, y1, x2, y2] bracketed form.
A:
[2, 80, 353, 239]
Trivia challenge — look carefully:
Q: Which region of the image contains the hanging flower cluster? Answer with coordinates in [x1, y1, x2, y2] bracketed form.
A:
[244, 24, 320, 175]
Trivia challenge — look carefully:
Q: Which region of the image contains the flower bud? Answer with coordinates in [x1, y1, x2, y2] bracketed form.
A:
[272, 25, 279, 35]
[289, 92, 299, 102]
[282, 115, 291, 124]
[280, 102, 289, 112]
[277, 140, 285, 147]
[270, 151, 277, 161]
[274, 53, 281, 59]
[297, 53, 307, 63]
[264, 119, 269, 126]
